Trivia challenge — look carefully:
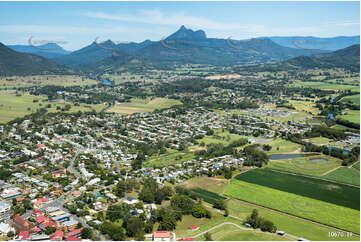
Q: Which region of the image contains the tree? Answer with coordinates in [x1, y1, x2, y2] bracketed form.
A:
[23, 199, 33, 210]
[124, 217, 144, 237]
[224, 208, 229, 217]
[213, 199, 226, 210]
[191, 205, 207, 218]
[45, 226, 56, 235]
[204, 232, 213, 241]
[81, 227, 93, 239]
[260, 220, 277, 233]
[100, 222, 126, 241]
[224, 168, 232, 179]
[170, 195, 195, 214]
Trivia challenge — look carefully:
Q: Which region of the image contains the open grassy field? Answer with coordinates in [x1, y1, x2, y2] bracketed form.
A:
[197, 223, 288, 241]
[225, 169, 360, 233]
[264, 138, 302, 154]
[0, 91, 105, 123]
[198, 129, 245, 146]
[291, 81, 360, 92]
[144, 148, 195, 167]
[341, 94, 360, 105]
[332, 124, 359, 132]
[353, 162, 360, 171]
[0, 75, 97, 88]
[305, 137, 332, 146]
[288, 100, 320, 115]
[337, 110, 360, 125]
[107, 98, 181, 114]
[323, 167, 360, 186]
[267, 154, 341, 177]
[226, 199, 360, 241]
[180, 176, 229, 194]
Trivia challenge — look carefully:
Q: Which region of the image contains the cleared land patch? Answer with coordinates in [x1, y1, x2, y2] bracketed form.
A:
[180, 176, 229, 194]
[341, 94, 360, 105]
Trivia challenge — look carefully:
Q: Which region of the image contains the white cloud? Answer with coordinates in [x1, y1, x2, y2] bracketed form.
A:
[82, 9, 266, 34]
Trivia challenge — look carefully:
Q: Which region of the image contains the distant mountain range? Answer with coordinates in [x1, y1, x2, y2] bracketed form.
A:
[0, 43, 70, 76]
[241, 44, 360, 72]
[1, 26, 359, 75]
[51, 25, 333, 72]
[261, 36, 360, 51]
[7, 43, 71, 59]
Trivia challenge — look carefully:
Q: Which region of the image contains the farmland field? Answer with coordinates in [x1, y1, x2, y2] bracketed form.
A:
[189, 188, 226, 204]
[0, 75, 97, 88]
[107, 97, 181, 114]
[180, 176, 229, 194]
[353, 162, 360, 171]
[341, 94, 360, 105]
[225, 169, 360, 233]
[337, 110, 360, 125]
[323, 167, 360, 186]
[267, 154, 341, 177]
[144, 148, 195, 167]
[290, 81, 360, 92]
[197, 224, 288, 241]
[226, 199, 360, 241]
[0, 91, 105, 123]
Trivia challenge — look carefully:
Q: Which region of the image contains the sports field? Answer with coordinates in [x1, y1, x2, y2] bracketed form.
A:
[225, 169, 360, 233]
[107, 98, 181, 114]
[323, 167, 360, 186]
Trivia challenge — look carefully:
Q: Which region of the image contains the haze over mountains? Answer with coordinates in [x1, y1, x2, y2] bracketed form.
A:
[1, 25, 360, 76]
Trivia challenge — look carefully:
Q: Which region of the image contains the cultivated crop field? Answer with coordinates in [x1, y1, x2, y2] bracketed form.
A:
[189, 188, 226, 204]
[323, 167, 360, 186]
[226, 199, 360, 241]
[225, 169, 360, 233]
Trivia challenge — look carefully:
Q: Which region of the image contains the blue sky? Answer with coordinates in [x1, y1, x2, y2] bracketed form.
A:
[0, 1, 359, 50]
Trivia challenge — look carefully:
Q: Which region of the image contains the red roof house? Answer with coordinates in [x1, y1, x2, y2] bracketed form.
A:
[66, 228, 83, 238]
[13, 214, 32, 232]
[66, 236, 81, 241]
[50, 230, 64, 241]
[189, 225, 199, 231]
[17, 230, 30, 240]
[153, 231, 171, 241]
